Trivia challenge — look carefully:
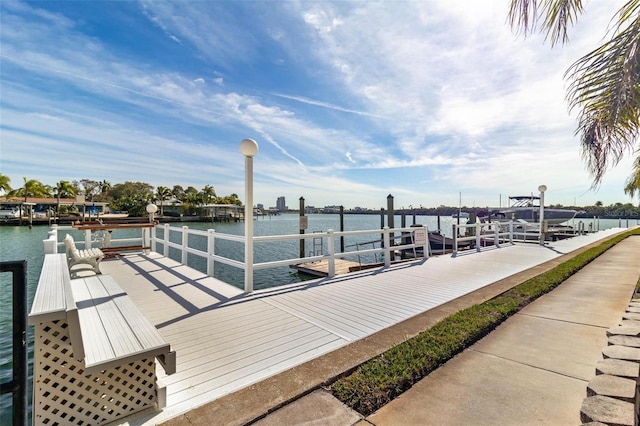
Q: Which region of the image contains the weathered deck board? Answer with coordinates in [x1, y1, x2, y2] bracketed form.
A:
[97, 227, 629, 425]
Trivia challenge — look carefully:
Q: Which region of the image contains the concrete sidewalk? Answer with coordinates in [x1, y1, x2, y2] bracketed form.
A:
[253, 235, 640, 426]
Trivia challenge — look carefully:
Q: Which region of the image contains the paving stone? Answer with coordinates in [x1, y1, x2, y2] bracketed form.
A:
[622, 312, 640, 320]
[607, 325, 640, 338]
[252, 390, 362, 426]
[580, 422, 608, 426]
[580, 395, 635, 426]
[596, 358, 640, 379]
[619, 320, 640, 327]
[609, 334, 640, 348]
[603, 345, 640, 363]
[626, 306, 640, 314]
[586, 375, 637, 403]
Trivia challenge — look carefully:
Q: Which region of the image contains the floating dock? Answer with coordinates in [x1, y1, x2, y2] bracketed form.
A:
[290, 258, 365, 276]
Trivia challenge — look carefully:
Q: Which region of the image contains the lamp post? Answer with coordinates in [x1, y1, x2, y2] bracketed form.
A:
[240, 138, 259, 293]
[538, 185, 547, 245]
[146, 203, 158, 223]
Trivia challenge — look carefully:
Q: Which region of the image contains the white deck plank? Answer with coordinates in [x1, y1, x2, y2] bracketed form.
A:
[94, 227, 628, 425]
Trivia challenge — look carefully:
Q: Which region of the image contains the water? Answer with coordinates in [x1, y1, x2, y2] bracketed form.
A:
[0, 226, 48, 425]
[156, 213, 471, 290]
[0, 214, 635, 422]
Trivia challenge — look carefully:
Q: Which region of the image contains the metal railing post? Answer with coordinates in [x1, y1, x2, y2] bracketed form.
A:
[207, 229, 215, 276]
[495, 222, 500, 248]
[476, 222, 481, 252]
[327, 229, 335, 278]
[181, 226, 189, 265]
[0, 260, 28, 426]
[383, 227, 391, 267]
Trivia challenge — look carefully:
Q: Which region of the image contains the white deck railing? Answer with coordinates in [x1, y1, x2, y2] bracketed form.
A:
[45, 219, 618, 292]
[152, 224, 430, 292]
[44, 223, 431, 293]
[43, 224, 150, 254]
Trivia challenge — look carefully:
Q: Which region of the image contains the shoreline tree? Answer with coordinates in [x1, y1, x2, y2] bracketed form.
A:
[155, 186, 172, 216]
[8, 177, 51, 221]
[54, 180, 77, 219]
[0, 173, 12, 194]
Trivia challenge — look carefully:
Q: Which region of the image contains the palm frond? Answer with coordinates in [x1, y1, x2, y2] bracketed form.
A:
[565, 13, 640, 185]
[539, 0, 584, 45]
[508, 0, 584, 46]
[508, 0, 539, 37]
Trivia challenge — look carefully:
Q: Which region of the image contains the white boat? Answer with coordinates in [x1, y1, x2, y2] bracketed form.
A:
[488, 195, 577, 225]
[0, 208, 20, 219]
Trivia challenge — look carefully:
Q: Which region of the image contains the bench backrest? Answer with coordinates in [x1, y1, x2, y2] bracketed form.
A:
[64, 234, 78, 254]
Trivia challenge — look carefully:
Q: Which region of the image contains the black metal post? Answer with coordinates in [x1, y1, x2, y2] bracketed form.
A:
[387, 194, 394, 248]
[339, 206, 345, 253]
[299, 197, 305, 258]
[0, 260, 28, 426]
[380, 208, 385, 248]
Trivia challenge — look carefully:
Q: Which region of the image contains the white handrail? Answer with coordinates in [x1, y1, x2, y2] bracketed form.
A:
[150, 224, 430, 291]
[45, 223, 431, 293]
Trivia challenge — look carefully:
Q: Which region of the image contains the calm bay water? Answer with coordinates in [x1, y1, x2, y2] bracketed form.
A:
[0, 214, 635, 422]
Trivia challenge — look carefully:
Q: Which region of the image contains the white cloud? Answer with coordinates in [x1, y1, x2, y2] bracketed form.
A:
[0, 0, 635, 209]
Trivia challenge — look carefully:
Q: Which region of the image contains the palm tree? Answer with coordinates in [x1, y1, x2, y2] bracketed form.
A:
[172, 185, 185, 201]
[54, 180, 77, 218]
[8, 177, 51, 220]
[0, 173, 12, 194]
[624, 153, 640, 202]
[9, 177, 51, 201]
[201, 185, 217, 204]
[155, 186, 172, 216]
[508, 1, 640, 186]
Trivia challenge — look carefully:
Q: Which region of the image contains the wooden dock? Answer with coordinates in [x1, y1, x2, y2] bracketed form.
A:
[290, 259, 367, 276]
[93, 228, 628, 425]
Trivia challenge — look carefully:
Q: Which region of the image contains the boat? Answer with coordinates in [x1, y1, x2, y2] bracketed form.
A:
[487, 195, 577, 225]
[428, 230, 472, 251]
[452, 212, 470, 220]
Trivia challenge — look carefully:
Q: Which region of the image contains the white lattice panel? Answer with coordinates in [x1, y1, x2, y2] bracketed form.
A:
[33, 320, 159, 425]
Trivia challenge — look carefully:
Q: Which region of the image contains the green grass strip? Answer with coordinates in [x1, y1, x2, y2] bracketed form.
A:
[331, 229, 640, 416]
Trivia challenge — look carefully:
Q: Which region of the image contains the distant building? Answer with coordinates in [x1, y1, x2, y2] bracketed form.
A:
[304, 205, 320, 214]
[276, 196, 287, 212]
[322, 205, 342, 214]
[256, 203, 264, 211]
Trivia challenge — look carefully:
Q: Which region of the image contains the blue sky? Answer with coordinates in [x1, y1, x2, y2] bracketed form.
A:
[0, 0, 636, 210]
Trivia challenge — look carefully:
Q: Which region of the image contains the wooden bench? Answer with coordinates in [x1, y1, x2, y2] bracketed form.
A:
[64, 234, 104, 277]
[29, 254, 176, 376]
[29, 253, 176, 422]
[68, 274, 176, 375]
